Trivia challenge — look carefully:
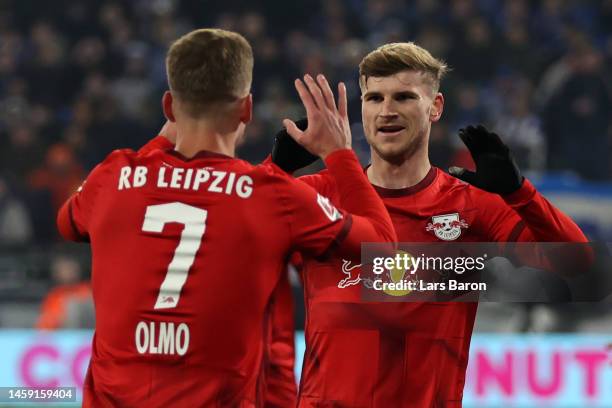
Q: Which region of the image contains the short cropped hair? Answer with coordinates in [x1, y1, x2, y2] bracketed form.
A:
[166, 28, 253, 117]
[359, 42, 448, 93]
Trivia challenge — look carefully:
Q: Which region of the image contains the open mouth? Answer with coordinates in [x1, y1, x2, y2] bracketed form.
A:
[377, 125, 405, 135]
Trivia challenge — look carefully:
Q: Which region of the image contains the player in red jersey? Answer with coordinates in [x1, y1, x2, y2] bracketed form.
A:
[56, 28, 396, 408]
[272, 42, 588, 407]
[140, 119, 302, 407]
[142, 123, 300, 408]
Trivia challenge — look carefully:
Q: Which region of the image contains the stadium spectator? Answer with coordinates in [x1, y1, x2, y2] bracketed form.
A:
[28, 143, 84, 213]
[0, 176, 32, 245]
[1, 125, 44, 182]
[490, 77, 546, 172]
[542, 43, 612, 180]
[36, 255, 93, 330]
[0, 0, 612, 203]
[0, 0, 609, 235]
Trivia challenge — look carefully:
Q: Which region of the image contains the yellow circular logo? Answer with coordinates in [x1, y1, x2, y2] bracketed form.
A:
[382, 250, 415, 297]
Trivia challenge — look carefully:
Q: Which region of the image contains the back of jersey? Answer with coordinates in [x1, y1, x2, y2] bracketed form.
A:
[66, 148, 346, 407]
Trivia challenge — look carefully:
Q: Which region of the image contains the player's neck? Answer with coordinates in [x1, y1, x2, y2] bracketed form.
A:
[174, 120, 237, 158]
[367, 148, 431, 189]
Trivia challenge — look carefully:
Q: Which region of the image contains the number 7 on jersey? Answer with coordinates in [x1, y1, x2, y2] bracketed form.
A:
[142, 202, 207, 309]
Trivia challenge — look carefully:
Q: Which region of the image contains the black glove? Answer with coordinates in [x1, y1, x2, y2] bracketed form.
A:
[448, 125, 524, 195]
[271, 118, 318, 173]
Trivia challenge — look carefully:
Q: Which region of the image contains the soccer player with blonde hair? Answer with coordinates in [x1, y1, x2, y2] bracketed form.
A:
[274, 41, 587, 406]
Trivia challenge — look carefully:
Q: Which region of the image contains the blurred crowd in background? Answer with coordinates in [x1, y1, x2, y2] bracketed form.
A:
[0, 0, 611, 329]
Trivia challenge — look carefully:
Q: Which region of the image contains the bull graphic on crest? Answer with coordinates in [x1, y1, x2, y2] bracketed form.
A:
[426, 213, 469, 241]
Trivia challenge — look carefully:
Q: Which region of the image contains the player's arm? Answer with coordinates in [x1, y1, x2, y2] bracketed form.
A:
[280, 74, 396, 259]
[279, 166, 394, 262]
[323, 149, 397, 245]
[57, 155, 114, 242]
[449, 125, 590, 276]
[449, 125, 587, 243]
[498, 180, 587, 243]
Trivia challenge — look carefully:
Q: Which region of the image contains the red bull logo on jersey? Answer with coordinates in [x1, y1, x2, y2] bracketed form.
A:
[338, 259, 362, 288]
[426, 213, 469, 241]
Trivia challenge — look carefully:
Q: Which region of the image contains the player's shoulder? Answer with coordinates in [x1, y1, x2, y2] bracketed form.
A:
[99, 148, 142, 167]
[436, 167, 505, 205]
[436, 168, 466, 189]
[436, 168, 479, 195]
[252, 161, 300, 186]
[296, 169, 336, 197]
[249, 162, 329, 202]
[83, 148, 137, 181]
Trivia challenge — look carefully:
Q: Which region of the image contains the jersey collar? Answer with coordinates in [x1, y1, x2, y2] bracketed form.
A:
[368, 166, 438, 198]
[165, 148, 233, 162]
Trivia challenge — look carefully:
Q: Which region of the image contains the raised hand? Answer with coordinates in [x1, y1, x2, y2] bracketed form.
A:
[283, 74, 351, 159]
[448, 125, 523, 195]
[271, 118, 319, 173]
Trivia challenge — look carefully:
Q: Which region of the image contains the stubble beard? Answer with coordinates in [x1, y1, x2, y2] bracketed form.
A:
[368, 125, 428, 166]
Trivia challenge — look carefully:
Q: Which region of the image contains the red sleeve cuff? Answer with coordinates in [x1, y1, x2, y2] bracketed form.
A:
[502, 178, 536, 208]
[323, 149, 358, 169]
[57, 199, 89, 242]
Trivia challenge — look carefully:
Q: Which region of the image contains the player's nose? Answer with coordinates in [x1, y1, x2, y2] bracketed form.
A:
[379, 98, 398, 117]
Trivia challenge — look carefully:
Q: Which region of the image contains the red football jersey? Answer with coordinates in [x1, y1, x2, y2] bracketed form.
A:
[56, 146, 392, 407]
[259, 270, 297, 407]
[143, 136, 299, 407]
[296, 166, 587, 407]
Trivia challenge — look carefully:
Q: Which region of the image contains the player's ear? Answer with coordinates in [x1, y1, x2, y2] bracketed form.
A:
[238, 94, 253, 124]
[430, 92, 444, 123]
[162, 91, 176, 122]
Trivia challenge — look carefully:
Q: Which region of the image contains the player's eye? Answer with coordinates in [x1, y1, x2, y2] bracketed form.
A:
[395, 93, 417, 101]
[365, 94, 383, 102]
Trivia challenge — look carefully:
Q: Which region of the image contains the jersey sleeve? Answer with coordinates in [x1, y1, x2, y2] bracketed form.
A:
[56, 153, 116, 241]
[479, 193, 527, 242]
[298, 171, 336, 198]
[481, 179, 587, 243]
[276, 149, 396, 259]
[322, 149, 397, 247]
[502, 179, 588, 243]
[276, 172, 350, 257]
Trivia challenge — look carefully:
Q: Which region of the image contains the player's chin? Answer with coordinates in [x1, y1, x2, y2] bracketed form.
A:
[372, 143, 409, 162]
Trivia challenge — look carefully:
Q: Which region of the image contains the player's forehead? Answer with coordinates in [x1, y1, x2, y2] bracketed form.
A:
[362, 70, 431, 95]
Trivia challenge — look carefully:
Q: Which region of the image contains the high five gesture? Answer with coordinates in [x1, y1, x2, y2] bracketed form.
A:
[283, 74, 352, 159]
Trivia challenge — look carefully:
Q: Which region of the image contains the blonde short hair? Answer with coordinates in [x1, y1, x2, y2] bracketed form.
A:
[166, 28, 253, 117]
[359, 42, 448, 93]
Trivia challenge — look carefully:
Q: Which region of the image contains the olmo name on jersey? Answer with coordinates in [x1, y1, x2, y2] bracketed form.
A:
[135, 321, 190, 356]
